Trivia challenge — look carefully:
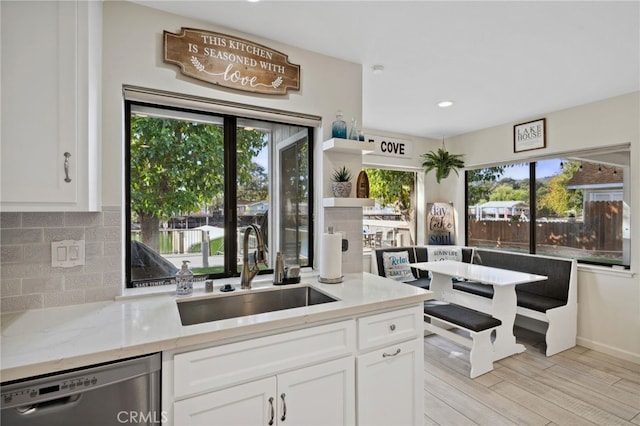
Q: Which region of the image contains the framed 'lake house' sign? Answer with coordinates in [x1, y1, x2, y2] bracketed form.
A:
[164, 28, 301, 95]
[514, 118, 546, 153]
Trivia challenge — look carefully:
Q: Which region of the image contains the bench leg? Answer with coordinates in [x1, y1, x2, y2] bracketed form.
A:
[469, 328, 495, 378]
[545, 307, 577, 356]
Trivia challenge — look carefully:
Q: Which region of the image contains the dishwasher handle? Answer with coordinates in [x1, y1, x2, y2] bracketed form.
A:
[14, 394, 82, 416]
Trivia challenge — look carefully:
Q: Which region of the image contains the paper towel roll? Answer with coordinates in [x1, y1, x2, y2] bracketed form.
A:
[318, 232, 342, 283]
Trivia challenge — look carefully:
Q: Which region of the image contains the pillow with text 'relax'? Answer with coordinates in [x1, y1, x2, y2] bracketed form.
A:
[382, 251, 415, 282]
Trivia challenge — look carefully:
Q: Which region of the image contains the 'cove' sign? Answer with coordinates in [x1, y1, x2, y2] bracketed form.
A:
[164, 28, 300, 95]
[366, 135, 413, 158]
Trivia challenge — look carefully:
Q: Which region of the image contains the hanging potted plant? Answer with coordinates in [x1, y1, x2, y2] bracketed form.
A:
[421, 141, 465, 183]
[331, 165, 352, 197]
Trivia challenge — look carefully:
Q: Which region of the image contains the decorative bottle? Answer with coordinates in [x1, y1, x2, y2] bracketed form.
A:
[348, 118, 358, 140]
[176, 260, 194, 296]
[331, 110, 347, 139]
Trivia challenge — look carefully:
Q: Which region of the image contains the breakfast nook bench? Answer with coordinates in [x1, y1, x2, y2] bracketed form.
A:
[423, 301, 501, 378]
[372, 246, 577, 357]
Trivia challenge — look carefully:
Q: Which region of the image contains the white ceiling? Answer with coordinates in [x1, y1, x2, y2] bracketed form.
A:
[134, 0, 640, 139]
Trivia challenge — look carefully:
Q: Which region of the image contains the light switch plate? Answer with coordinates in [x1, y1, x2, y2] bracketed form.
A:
[51, 240, 85, 267]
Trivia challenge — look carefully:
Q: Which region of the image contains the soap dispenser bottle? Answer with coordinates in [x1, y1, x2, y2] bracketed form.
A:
[274, 251, 285, 285]
[176, 260, 194, 296]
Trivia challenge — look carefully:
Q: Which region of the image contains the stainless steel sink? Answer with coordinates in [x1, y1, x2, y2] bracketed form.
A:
[177, 285, 339, 326]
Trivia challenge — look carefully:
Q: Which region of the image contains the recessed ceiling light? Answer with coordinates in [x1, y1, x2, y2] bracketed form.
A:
[372, 65, 384, 75]
[248, 0, 260, 2]
[437, 100, 454, 108]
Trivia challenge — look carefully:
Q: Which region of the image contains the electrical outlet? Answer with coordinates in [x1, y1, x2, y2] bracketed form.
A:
[51, 240, 85, 267]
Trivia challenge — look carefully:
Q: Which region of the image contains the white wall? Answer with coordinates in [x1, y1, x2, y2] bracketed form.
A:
[445, 92, 640, 362]
[102, 1, 362, 273]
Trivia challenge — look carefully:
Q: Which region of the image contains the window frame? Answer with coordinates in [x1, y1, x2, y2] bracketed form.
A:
[464, 149, 631, 269]
[124, 99, 315, 288]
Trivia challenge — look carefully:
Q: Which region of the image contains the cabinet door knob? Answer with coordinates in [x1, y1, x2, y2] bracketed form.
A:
[63, 152, 72, 183]
[280, 393, 287, 421]
[268, 397, 274, 425]
[389, 324, 396, 331]
[383, 348, 401, 358]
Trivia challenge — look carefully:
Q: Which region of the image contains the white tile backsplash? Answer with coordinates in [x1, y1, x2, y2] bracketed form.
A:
[0, 207, 122, 312]
[1, 205, 366, 312]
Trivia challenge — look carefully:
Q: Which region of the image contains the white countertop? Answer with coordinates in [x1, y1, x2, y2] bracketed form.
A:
[0, 272, 430, 382]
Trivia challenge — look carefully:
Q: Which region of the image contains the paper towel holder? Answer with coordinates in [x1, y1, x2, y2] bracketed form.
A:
[319, 226, 343, 284]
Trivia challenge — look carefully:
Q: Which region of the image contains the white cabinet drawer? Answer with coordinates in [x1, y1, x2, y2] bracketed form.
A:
[358, 306, 422, 351]
[173, 320, 355, 399]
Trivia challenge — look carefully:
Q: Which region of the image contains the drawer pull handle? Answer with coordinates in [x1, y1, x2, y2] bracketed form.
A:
[63, 152, 72, 183]
[280, 393, 287, 421]
[389, 324, 396, 331]
[268, 397, 274, 425]
[383, 348, 401, 358]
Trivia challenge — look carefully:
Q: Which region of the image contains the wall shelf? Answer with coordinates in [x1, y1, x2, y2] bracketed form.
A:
[323, 197, 375, 208]
[322, 138, 374, 155]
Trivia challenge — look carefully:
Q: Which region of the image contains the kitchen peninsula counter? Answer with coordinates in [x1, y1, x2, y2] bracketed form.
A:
[1, 272, 430, 382]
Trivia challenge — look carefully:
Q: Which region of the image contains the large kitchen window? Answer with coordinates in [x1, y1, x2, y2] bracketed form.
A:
[465, 146, 631, 268]
[125, 98, 314, 288]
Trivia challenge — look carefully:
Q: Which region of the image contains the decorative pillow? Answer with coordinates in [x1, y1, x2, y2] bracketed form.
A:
[427, 246, 463, 262]
[382, 251, 415, 282]
[426, 246, 463, 279]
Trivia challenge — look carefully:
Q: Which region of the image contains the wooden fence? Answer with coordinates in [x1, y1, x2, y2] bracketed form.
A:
[468, 201, 623, 254]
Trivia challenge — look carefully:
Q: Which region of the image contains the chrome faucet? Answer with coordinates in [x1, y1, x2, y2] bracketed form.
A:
[240, 224, 267, 289]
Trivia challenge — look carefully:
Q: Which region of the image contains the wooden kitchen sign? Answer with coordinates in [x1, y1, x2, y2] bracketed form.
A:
[164, 28, 300, 95]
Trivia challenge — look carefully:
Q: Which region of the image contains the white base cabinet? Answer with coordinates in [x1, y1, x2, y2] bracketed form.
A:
[357, 339, 423, 426]
[175, 357, 354, 425]
[356, 306, 424, 426]
[175, 377, 275, 426]
[163, 305, 423, 426]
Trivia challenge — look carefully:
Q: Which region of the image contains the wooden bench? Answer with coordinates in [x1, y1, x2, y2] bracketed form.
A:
[423, 301, 501, 378]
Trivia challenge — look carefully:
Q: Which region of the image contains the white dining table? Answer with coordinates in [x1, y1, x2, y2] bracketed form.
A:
[409, 260, 547, 360]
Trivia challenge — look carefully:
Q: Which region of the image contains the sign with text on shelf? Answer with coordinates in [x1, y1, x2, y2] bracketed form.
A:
[164, 27, 300, 95]
[365, 135, 413, 158]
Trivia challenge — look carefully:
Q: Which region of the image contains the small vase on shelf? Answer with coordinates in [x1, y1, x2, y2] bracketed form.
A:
[348, 118, 358, 140]
[331, 110, 347, 139]
[331, 182, 352, 198]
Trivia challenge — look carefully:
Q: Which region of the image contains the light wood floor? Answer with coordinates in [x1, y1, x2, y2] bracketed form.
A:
[423, 328, 640, 426]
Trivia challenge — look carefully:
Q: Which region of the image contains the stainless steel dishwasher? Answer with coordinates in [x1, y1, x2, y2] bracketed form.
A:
[1, 353, 162, 426]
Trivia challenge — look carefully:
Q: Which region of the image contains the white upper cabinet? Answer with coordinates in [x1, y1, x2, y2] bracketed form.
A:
[1, 0, 101, 211]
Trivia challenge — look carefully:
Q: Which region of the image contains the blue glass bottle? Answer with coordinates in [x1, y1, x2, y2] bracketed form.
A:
[331, 110, 347, 139]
